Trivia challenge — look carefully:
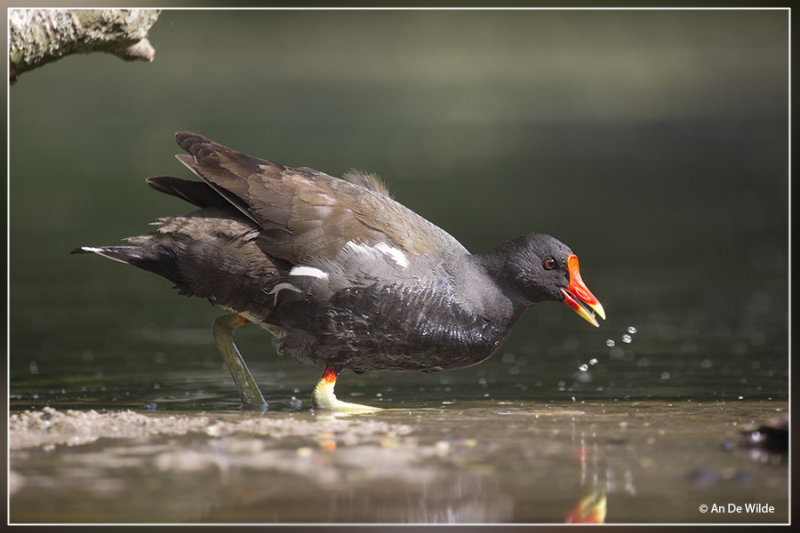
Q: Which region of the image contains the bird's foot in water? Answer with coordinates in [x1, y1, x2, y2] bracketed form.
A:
[214, 314, 376, 413]
[212, 313, 268, 410]
[312, 366, 382, 413]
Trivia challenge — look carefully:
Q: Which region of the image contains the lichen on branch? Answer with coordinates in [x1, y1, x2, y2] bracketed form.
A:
[9, 8, 160, 82]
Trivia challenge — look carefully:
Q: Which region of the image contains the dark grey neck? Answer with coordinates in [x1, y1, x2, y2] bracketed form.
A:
[470, 238, 535, 316]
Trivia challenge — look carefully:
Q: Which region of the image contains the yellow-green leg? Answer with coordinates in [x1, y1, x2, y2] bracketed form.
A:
[312, 366, 382, 413]
[212, 313, 267, 410]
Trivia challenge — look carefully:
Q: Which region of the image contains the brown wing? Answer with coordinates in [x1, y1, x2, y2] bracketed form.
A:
[172, 132, 467, 265]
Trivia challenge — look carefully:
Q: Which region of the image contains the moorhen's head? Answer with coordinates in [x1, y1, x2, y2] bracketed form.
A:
[498, 233, 605, 326]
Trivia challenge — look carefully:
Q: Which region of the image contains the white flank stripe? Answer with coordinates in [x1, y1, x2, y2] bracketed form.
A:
[375, 243, 410, 268]
[289, 265, 329, 279]
[344, 241, 410, 269]
[344, 241, 371, 255]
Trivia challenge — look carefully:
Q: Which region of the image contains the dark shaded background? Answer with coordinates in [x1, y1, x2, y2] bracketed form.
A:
[9, 9, 788, 408]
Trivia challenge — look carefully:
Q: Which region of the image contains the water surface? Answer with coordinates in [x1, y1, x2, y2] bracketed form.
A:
[9, 400, 788, 523]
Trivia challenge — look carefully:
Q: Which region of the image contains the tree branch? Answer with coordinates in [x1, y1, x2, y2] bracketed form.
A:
[9, 8, 161, 83]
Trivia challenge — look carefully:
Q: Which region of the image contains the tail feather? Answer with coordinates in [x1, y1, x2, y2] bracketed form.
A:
[146, 176, 227, 208]
[70, 246, 132, 264]
[71, 244, 181, 287]
[71, 208, 283, 321]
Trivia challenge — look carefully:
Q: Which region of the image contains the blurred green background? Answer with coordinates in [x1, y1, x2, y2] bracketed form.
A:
[9, 9, 788, 409]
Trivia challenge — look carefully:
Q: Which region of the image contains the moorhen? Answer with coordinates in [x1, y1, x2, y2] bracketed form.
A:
[73, 132, 605, 411]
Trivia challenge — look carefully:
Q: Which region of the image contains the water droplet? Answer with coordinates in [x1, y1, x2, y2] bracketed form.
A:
[627, 326, 638, 334]
[606, 339, 616, 347]
[622, 334, 632, 343]
[578, 364, 589, 372]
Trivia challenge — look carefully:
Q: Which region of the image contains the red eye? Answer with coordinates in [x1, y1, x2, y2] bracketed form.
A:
[544, 257, 557, 270]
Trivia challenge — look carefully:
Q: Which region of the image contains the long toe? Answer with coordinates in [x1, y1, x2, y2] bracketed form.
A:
[311, 366, 382, 413]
